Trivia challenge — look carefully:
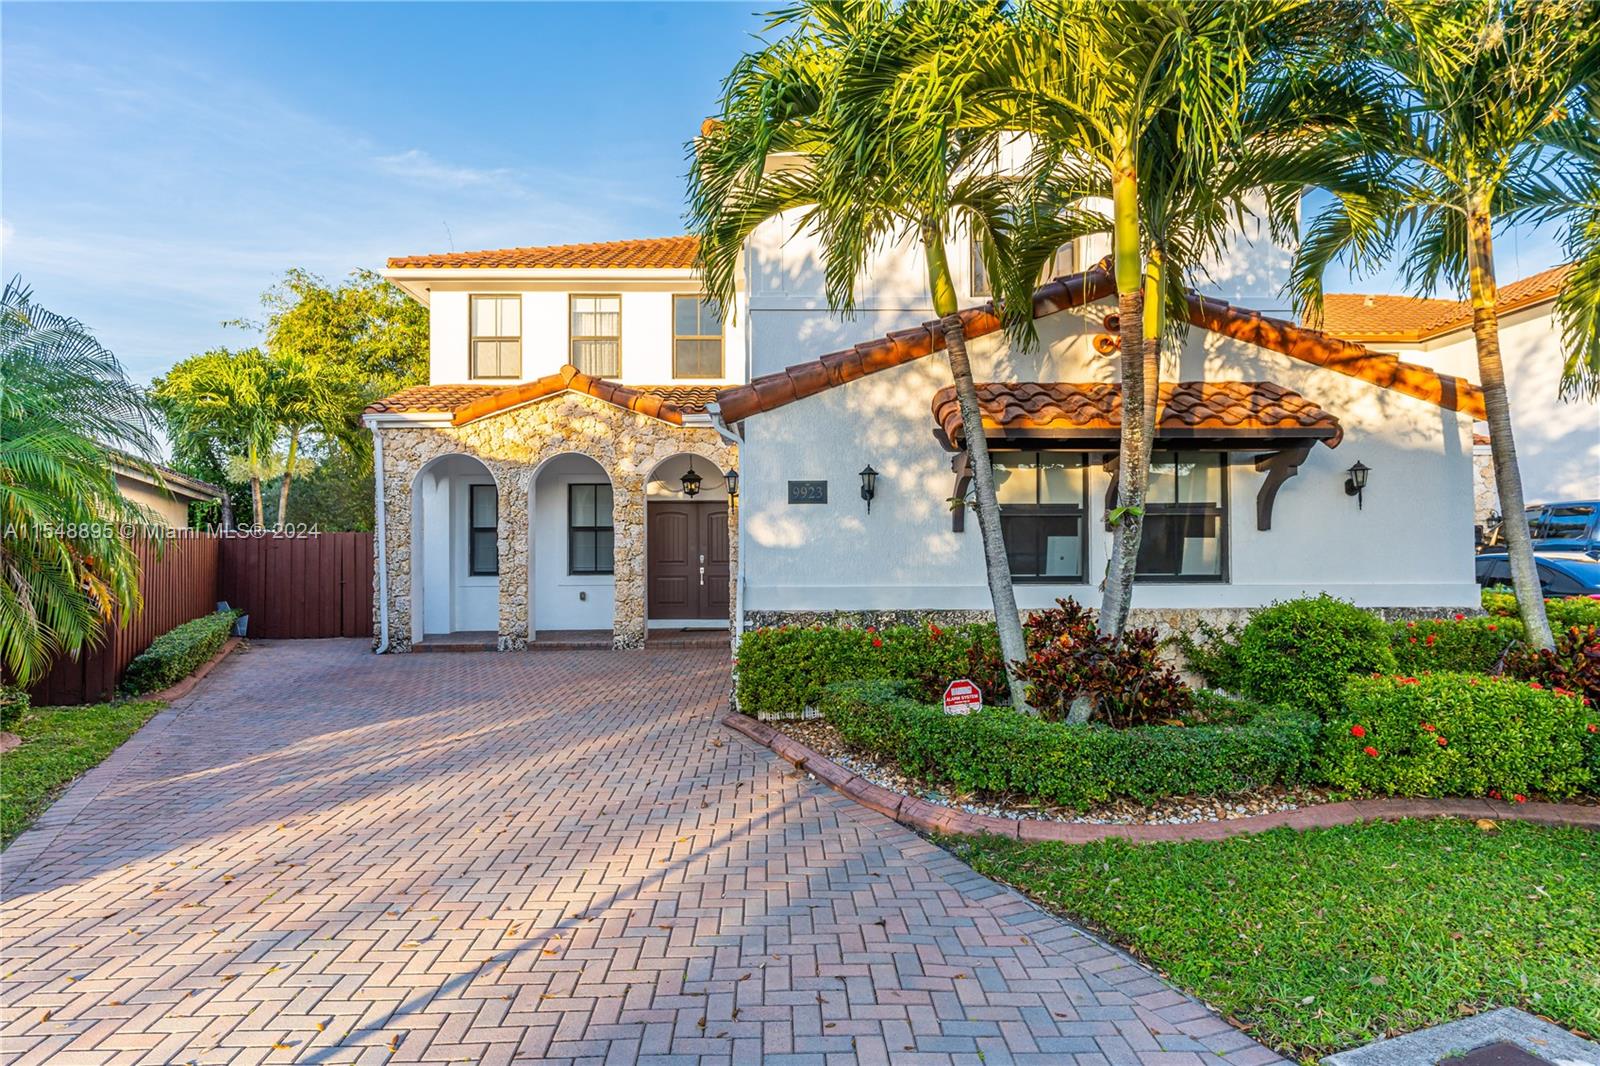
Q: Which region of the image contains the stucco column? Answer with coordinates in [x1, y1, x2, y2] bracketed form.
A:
[611, 470, 648, 650]
[497, 464, 530, 650]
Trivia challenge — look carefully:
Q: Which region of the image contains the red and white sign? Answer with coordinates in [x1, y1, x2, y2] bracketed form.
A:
[943, 679, 983, 715]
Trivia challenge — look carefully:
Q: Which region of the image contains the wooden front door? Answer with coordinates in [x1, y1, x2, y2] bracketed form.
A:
[648, 501, 730, 620]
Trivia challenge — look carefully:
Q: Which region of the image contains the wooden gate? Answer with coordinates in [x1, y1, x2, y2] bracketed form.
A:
[217, 533, 374, 639]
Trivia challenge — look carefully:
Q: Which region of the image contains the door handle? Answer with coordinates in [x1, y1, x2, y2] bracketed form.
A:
[699, 566, 705, 586]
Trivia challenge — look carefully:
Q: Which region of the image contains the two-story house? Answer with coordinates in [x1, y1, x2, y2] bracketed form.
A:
[366, 205, 1505, 653]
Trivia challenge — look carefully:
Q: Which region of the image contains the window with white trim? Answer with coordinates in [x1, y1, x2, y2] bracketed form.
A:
[570, 295, 621, 377]
[673, 295, 724, 378]
[470, 295, 521, 379]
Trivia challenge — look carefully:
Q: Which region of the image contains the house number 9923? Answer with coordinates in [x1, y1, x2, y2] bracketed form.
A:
[787, 480, 828, 504]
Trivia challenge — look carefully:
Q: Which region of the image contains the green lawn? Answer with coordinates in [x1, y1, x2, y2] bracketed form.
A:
[1, 699, 164, 846]
[946, 819, 1599, 1064]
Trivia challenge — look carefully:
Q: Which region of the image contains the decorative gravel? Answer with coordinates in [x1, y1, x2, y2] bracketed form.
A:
[778, 718, 1340, 826]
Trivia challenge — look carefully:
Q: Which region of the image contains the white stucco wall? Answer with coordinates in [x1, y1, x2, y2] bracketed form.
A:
[737, 302, 1478, 613]
[531, 454, 616, 632]
[424, 283, 748, 388]
[1385, 303, 1600, 504]
[413, 454, 498, 637]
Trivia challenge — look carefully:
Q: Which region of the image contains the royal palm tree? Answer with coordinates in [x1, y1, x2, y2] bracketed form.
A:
[689, 0, 1092, 710]
[154, 348, 278, 528]
[1291, 0, 1600, 650]
[999, 0, 1301, 639]
[0, 279, 158, 686]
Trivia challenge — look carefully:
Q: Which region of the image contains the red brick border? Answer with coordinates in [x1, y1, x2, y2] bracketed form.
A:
[721, 713, 1600, 843]
[142, 637, 242, 703]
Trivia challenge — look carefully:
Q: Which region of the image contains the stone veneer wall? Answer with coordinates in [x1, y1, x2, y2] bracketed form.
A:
[376, 392, 735, 651]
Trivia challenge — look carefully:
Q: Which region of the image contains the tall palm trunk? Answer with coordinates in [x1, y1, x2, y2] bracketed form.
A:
[248, 439, 265, 528]
[1141, 247, 1165, 464]
[276, 428, 300, 529]
[1465, 195, 1554, 650]
[926, 226, 1030, 712]
[1099, 146, 1149, 640]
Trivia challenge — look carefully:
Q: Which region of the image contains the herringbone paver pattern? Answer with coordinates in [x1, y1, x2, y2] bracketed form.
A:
[0, 640, 1290, 1065]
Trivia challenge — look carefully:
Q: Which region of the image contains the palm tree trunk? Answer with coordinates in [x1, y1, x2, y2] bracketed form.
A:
[1466, 198, 1553, 649]
[1099, 148, 1149, 640]
[248, 440, 264, 528]
[276, 429, 299, 530]
[926, 226, 1030, 713]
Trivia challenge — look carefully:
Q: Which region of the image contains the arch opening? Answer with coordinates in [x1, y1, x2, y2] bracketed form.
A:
[410, 453, 500, 646]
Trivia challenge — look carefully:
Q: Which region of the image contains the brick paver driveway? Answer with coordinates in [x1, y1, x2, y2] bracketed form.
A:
[2, 640, 1288, 1066]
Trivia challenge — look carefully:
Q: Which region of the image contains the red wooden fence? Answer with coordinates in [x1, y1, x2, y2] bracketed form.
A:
[27, 531, 374, 705]
[217, 533, 374, 640]
[28, 531, 221, 706]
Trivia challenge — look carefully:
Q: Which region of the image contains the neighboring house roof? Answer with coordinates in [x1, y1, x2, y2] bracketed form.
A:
[714, 258, 1487, 423]
[112, 455, 226, 503]
[1318, 264, 1572, 341]
[386, 236, 699, 271]
[931, 381, 1344, 448]
[364, 365, 705, 426]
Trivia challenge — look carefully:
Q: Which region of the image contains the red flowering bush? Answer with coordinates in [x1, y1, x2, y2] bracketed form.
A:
[1388, 616, 1520, 674]
[1322, 673, 1595, 798]
[1015, 599, 1192, 727]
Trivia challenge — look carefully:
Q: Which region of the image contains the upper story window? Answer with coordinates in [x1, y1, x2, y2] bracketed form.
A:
[571, 294, 621, 378]
[970, 236, 1078, 298]
[673, 296, 724, 379]
[995, 451, 1088, 582]
[470, 295, 521, 379]
[1136, 452, 1227, 581]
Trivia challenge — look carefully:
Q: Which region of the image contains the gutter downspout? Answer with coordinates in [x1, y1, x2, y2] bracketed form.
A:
[369, 418, 391, 655]
[705, 402, 745, 647]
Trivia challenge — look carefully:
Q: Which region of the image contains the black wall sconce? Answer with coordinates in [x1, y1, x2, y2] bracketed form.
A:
[723, 467, 739, 499]
[680, 459, 703, 498]
[1344, 460, 1370, 509]
[859, 465, 879, 513]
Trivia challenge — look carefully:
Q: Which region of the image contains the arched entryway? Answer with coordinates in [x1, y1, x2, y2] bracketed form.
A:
[645, 453, 732, 633]
[529, 453, 617, 642]
[410, 453, 500, 646]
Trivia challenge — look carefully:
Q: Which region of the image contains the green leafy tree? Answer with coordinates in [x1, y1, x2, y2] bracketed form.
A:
[690, 0, 1097, 711]
[152, 348, 278, 528]
[0, 279, 159, 686]
[1291, 0, 1600, 650]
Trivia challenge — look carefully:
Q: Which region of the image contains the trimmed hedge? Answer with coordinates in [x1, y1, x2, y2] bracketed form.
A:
[734, 622, 999, 719]
[818, 681, 1322, 809]
[120, 610, 240, 696]
[1235, 596, 1396, 711]
[1389, 616, 1522, 674]
[1323, 673, 1597, 799]
[1483, 589, 1600, 628]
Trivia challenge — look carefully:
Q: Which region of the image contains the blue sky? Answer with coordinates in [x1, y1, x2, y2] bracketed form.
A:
[1, 2, 1567, 389]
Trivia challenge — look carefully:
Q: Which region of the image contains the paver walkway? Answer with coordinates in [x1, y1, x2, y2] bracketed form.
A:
[1, 640, 1290, 1066]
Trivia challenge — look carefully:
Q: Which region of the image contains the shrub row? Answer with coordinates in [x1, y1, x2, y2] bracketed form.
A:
[121, 610, 241, 696]
[1482, 588, 1600, 628]
[1323, 673, 1598, 799]
[1389, 616, 1522, 674]
[818, 681, 1322, 809]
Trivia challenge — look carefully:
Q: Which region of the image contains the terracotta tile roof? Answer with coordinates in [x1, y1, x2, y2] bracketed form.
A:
[1183, 293, 1486, 419]
[632, 385, 723, 412]
[364, 383, 504, 415]
[1318, 264, 1572, 340]
[932, 381, 1344, 447]
[363, 367, 696, 426]
[387, 236, 699, 271]
[714, 257, 1487, 423]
